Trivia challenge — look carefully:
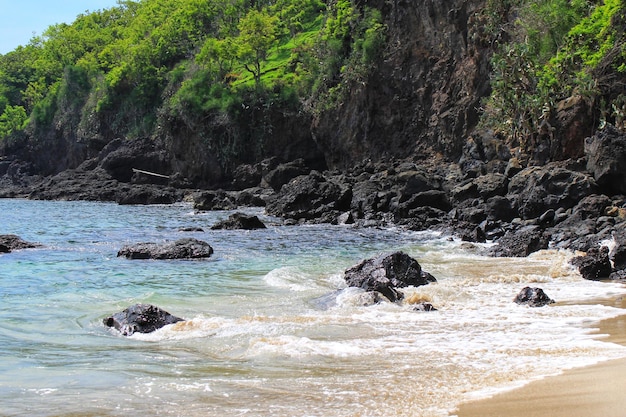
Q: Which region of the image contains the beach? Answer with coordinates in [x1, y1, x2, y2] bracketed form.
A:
[453, 296, 626, 417]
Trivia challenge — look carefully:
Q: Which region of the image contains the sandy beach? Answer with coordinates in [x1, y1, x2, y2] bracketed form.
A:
[453, 296, 626, 417]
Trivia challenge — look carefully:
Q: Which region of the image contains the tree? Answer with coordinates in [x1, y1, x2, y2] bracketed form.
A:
[236, 9, 279, 86]
[0, 105, 28, 140]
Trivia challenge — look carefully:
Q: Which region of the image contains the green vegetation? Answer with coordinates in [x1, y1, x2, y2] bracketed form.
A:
[0, 0, 385, 152]
[0, 0, 624, 164]
[481, 0, 626, 150]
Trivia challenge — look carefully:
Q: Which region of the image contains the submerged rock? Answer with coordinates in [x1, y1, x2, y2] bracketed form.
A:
[211, 212, 266, 230]
[514, 287, 555, 307]
[103, 304, 183, 336]
[0, 234, 40, 253]
[344, 251, 436, 302]
[117, 238, 214, 259]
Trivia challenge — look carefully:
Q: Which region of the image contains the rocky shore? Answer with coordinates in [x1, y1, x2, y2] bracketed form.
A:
[2, 125, 626, 280]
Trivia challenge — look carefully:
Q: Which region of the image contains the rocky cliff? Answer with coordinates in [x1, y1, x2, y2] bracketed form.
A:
[312, 0, 491, 168]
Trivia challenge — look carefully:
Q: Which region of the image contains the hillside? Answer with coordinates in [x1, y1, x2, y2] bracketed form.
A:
[0, 0, 625, 188]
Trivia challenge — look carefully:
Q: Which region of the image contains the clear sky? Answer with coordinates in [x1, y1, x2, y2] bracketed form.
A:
[0, 0, 121, 54]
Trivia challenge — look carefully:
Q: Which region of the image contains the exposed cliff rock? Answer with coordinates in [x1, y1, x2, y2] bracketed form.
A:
[312, 0, 492, 168]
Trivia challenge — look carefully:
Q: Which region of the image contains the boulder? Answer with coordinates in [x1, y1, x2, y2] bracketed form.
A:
[117, 238, 214, 260]
[344, 251, 436, 302]
[193, 190, 238, 211]
[571, 246, 612, 280]
[508, 164, 596, 220]
[103, 304, 183, 336]
[263, 159, 310, 191]
[585, 124, 626, 195]
[490, 226, 550, 257]
[0, 234, 40, 253]
[514, 287, 555, 307]
[265, 171, 352, 222]
[211, 213, 267, 230]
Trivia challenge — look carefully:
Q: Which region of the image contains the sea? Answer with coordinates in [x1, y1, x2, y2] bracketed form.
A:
[1, 198, 626, 417]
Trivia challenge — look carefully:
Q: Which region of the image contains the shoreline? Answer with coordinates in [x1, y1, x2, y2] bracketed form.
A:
[452, 295, 626, 417]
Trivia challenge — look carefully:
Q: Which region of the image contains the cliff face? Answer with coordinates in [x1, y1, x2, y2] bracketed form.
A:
[312, 0, 491, 169]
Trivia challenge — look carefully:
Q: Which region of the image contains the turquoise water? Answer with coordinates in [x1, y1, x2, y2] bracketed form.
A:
[1, 199, 626, 417]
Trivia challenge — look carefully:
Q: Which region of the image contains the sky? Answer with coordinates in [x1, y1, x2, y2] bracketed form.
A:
[0, 0, 120, 54]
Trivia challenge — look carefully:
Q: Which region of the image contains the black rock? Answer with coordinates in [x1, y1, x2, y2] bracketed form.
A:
[117, 238, 214, 260]
[514, 287, 555, 307]
[413, 302, 438, 311]
[344, 251, 436, 302]
[585, 124, 626, 195]
[490, 225, 550, 257]
[211, 212, 266, 230]
[571, 246, 612, 280]
[103, 304, 183, 336]
[0, 234, 40, 253]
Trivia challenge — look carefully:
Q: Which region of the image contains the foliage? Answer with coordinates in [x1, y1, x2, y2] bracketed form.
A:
[0, 105, 28, 140]
[480, 0, 625, 149]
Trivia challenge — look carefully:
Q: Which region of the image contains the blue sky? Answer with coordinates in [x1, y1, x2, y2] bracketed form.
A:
[0, 0, 120, 54]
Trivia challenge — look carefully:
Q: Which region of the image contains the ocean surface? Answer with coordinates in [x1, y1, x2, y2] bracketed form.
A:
[1, 198, 626, 417]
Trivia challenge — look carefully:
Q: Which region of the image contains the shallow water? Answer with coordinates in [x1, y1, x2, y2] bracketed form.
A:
[1, 199, 625, 417]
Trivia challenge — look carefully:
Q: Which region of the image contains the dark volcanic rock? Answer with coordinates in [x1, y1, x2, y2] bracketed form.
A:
[103, 304, 183, 336]
[265, 171, 352, 222]
[412, 302, 438, 312]
[508, 164, 596, 220]
[211, 213, 267, 230]
[571, 246, 612, 280]
[490, 226, 550, 257]
[117, 238, 214, 260]
[585, 124, 626, 195]
[0, 234, 40, 253]
[344, 251, 436, 302]
[263, 159, 310, 191]
[514, 287, 555, 307]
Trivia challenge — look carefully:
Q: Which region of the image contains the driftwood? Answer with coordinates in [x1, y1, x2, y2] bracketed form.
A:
[132, 168, 169, 179]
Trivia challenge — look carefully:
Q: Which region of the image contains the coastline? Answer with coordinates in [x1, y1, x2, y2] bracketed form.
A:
[452, 295, 626, 417]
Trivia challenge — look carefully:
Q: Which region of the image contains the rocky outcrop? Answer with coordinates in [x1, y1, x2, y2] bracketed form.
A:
[585, 124, 626, 195]
[117, 238, 214, 260]
[312, 0, 492, 167]
[0, 234, 40, 253]
[103, 304, 183, 336]
[514, 287, 555, 307]
[211, 213, 267, 230]
[344, 251, 436, 302]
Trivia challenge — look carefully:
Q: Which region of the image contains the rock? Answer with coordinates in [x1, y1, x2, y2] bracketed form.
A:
[571, 246, 612, 280]
[585, 124, 626, 195]
[508, 164, 596, 220]
[610, 232, 626, 271]
[265, 171, 352, 222]
[0, 234, 40, 253]
[263, 159, 310, 191]
[412, 302, 438, 312]
[211, 213, 267, 230]
[344, 251, 436, 302]
[116, 186, 180, 205]
[514, 287, 555, 307]
[193, 190, 238, 211]
[490, 225, 550, 257]
[231, 163, 262, 190]
[99, 138, 170, 184]
[179, 227, 204, 232]
[103, 304, 183, 336]
[117, 238, 214, 260]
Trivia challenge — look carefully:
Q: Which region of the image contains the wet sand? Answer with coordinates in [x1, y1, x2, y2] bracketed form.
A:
[453, 296, 626, 417]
